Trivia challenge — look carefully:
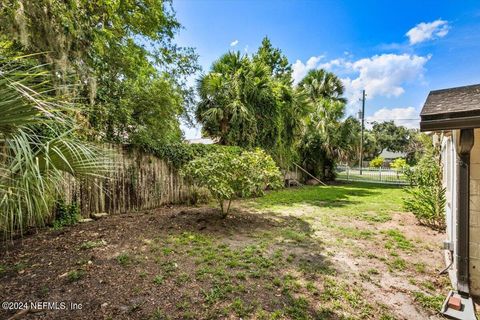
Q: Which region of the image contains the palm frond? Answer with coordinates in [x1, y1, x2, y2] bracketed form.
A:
[0, 57, 112, 238]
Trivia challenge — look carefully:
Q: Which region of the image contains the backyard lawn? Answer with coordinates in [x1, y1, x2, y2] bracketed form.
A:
[0, 182, 448, 320]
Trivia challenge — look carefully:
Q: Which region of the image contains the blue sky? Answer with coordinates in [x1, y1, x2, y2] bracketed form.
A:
[173, 0, 480, 138]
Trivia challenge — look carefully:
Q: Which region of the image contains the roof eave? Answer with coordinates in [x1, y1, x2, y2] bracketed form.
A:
[420, 115, 480, 132]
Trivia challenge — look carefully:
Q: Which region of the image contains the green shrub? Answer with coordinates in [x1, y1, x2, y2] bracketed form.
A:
[182, 148, 283, 217]
[52, 200, 80, 230]
[403, 136, 445, 230]
[390, 158, 408, 171]
[369, 156, 384, 168]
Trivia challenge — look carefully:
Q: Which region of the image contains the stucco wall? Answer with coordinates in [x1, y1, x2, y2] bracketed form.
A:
[469, 129, 480, 296]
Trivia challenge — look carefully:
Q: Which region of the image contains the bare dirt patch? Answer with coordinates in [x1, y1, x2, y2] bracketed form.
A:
[0, 184, 451, 319]
[1, 206, 328, 319]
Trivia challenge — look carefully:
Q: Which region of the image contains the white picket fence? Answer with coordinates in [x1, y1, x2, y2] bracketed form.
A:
[336, 165, 409, 185]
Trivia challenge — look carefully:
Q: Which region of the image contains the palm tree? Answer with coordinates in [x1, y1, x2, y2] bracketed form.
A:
[298, 69, 347, 180]
[196, 52, 254, 145]
[0, 58, 110, 237]
[298, 69, 346, 104]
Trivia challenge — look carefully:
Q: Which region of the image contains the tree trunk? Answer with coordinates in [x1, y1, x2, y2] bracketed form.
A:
[220, 117, 228, 145]
[220, 199, 232, 219]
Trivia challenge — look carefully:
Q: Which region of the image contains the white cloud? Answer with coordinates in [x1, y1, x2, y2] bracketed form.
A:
[318, 58, 351, 71]
[406, 19, 449, 45]
[291, 55, 324, 84]
[341, 53, 430, 103]
[293, 52, 430, 118]
[293, 53, 429, 103]
[230, 40, 239, 47]
[366, 107, 420, 129]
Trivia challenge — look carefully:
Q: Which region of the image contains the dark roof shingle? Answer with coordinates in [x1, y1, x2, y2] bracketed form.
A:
[421, 84, 480, 117]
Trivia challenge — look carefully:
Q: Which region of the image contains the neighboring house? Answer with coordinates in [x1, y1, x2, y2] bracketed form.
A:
[420, 84, 480, 319]
[378, 149, 407, 167]
[379, 149, 406, 160]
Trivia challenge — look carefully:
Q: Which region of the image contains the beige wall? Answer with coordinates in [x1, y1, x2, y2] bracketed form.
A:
[470, 129, 480, 296]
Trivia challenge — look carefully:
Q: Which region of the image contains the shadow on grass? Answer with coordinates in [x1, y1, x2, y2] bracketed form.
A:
[168, 206, 336, 269]
[163, 207, 359, 319]
[165, 206, 335, 271]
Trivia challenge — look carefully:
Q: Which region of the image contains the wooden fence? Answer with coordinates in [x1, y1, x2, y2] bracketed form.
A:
[63, 145, 198, 217]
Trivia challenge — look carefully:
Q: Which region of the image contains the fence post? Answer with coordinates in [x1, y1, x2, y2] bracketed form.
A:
[379, 167, 382, 181]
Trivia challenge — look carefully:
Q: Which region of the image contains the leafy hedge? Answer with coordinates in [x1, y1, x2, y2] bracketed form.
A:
[145, 143, 242, 168]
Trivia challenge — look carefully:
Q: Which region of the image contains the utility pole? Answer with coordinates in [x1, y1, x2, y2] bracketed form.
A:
[359, 90, 365, 175]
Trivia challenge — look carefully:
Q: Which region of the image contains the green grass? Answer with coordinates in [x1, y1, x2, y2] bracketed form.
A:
[149, 308, 168, 320]
[337, 226, 375, 239]
[414, 262, 426, 273]
[153, 275, 164, 285]
[116, 252, 133, 266]
[284, 296, 310, 319]
[367, 268, 379, 275]
[388, 257, 407, 272]
[79, 240, 107, 250]
[102, 182, 436, 319]
[320, 277, 374, 317]
[13, 262, 27, 272]
[413, 291, 444, 311]
[251, 183, 403, 224]
[230, 298, 252, 317]
[383, 229, 414, 251]
[67, 270, 84, 283]
[281, 228, 309, 242]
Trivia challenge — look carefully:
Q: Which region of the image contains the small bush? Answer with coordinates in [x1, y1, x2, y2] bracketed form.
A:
[52, 200, 80, 230]
[390, 158, 408, 171]
[182, 148, 282, 217]
[369, 156, 384, 168]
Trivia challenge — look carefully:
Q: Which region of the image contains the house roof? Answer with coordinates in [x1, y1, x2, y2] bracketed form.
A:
[185, 138, 215, 144]
[420, 84, 480, 131]
[379, 150, 406, 159]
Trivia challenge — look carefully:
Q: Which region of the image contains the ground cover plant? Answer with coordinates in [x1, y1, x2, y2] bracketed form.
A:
[0, 182, 449, 319]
